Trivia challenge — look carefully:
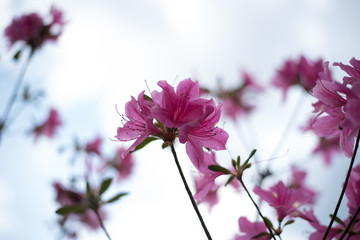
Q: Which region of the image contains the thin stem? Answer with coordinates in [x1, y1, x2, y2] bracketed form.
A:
[169, 144, 212, 240]
[0, 50, 33, 143]
[93, 208, 112, 240]
[339, 204, 360, 240]
[239, 178, 277, 240]
[323, 129, 360, 240]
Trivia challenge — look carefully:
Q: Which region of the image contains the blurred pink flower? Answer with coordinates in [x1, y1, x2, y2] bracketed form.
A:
[215, 72, 264, 120]
[85, 136, 102, 156]
[235, 217, 270, 240]
[346, 163, 360, 216]
[53, 182, 106, 230]
[32, 108, 62, 141]
[4, 5, 65, 51]
[312, 136, 341, 165]
[272, 56, 323, 99]
[101, 147, 135, 181]
[253, 181, 312, 222]
[289, 166, 317, 204]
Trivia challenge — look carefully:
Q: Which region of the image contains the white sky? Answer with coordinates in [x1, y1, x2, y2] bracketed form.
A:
[0, 0, 359, 239]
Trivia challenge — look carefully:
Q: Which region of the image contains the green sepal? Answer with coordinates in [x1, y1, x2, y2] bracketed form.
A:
[99, 178, 112, 196]
[231, 159, 237, 168]
[86, 181, 92, 195]
[13, 49, 22, 61]
[130, 137, 159, 153]
[56, 205, 87, 215]
[236, 155, 241, 167]
[208, 165, 231, 174]
[225, 175, 235, 186]
[143, 94, 153, 101]
[106, 192, 129, 204]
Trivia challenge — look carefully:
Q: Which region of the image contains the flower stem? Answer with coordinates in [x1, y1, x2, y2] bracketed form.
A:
[169, 144, 213, 240]
[0, 50, 33, 144]
[238, 178, 277, 240]
[323, 129, 360, 240]
[93, 208, 112, 240]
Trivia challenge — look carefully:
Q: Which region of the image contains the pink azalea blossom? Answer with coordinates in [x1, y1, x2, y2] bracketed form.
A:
[32, 108, 62, 141]
[213, 71, 264, 120]
[312, 136, 341, 165]
[178, 100, 229, 168]
[151, 78, 206, 128]
[115, 90, 160, 158]
[253, 181, 312, 222]
[234, 217, 270, 240]
[85, 136, 102, 156]
[4, 5, 65, 51]
[309, 59, 360, 157]
[346, 163, 360, 216]
[101, 147, 135, 181]
[272, 56, 324, 99]
[289, 166, 317, 204]
[115, 78, 228, 170]
[53, 182, 106, 230]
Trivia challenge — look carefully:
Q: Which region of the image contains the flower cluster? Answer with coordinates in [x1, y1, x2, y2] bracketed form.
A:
[272, 55, 324, 99]
[309, 58, 360, 157]
[201, 71, 263, 120]
[115, 78, 229, 169]
[4, 5, 65, 53]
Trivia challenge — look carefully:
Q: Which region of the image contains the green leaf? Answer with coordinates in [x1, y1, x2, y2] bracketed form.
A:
[208, 165, 231, 174]
[252, 232, 271, 239]
[236, 155, 241, 167]
[283, 219, 295, 227]
[56, 205, 87, 215]
[243, 149, 257, 167]
[130, 137, 159, 153]
[231, 159, 237, 168]
[86, 181, 92, 195]
[106, 192, 129, 203]
[13, 50, 22, 61]
[263, 217, 274, 230]
[330, 214, 346, 227]
[99, 178, 112, 196]
[225, 175, 235, 186]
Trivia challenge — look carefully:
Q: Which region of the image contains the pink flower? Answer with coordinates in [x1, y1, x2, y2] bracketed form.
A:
[151, 79, 205, 128]
[4, 5, 65, 51]
[272, 56, 324, 99]
[253, 181, 312, 222]
[346, 163, 360, 216]
[310, 59, 360, 157]
[101, 147, 135, 181]
[289, 166, 317, 204]
[213, 71, 264, 120]
[312, 136, 341, 165]
[115, 78, 228, 170]
[85, 136, 102, 156]
[234, 217, 270, 240]
[115, 91, 160, 157]
[32, 108, 62, 141]
[179, 100, 229, 168]
[53, 182, 106, 230]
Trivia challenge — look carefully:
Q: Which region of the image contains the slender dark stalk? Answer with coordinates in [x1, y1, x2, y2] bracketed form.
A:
[339, 204, 360, 240]
[169, 144, 213, 240]
[323, 129, 360, 240]
[0, 50, 33, 143]
[238, 178, 277, 240]
[93, 208, 112, 240]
